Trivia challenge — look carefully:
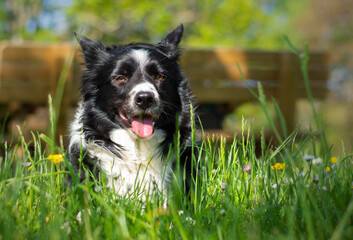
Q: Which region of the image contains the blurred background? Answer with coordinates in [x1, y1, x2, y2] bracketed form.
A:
[0, 0, 352, 154]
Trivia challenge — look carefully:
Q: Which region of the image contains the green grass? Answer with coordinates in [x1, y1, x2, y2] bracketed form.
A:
[1, 45, 353, 239]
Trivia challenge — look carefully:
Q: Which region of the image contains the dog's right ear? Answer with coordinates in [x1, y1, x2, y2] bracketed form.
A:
[158, 24, 184, 60]
[74, 32, 108, 66]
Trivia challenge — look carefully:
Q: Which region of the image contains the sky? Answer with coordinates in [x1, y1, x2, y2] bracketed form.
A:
[25, 0, 72, 34]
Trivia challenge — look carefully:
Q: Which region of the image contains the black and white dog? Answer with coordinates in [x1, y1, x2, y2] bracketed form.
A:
[68, 25, 196, 198]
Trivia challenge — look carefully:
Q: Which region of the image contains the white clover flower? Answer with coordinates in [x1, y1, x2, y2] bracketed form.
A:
[306, 184, 310, 188]
[322, 186, 327, 191]
[185, 217, 196, 226]
[220, 209, 226, 215]
[312, 158, 322, 165]
[22, 162, 32, 167]
[178, 210, 184, 216]
[76, 209, 91, 223]
[284, 178, 294, 184]
[272, 184, 278, 189]
[256, 174, 268, 179]
[94, 186, 102, 193]
[60, 222, 71, 234]
[255, 174, 262, 180]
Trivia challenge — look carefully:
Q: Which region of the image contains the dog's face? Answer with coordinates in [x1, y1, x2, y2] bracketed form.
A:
[77, 25, 186, 138]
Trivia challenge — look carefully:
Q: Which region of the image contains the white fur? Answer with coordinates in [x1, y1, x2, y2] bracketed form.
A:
[131, 49, 149, 69]
[130, 82, 159, 99]
[68, 102, 86, 152]
[106, 128, 171, 197]
[69, 103, 172, 200]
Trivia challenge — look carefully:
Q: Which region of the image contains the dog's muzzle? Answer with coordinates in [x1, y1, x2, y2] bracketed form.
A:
[119, 90, 160, 138]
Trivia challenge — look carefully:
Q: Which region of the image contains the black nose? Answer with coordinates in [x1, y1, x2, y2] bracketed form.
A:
[135, 91, 155, 110]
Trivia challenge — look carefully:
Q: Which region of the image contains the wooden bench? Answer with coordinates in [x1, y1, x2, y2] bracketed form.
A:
[0, 43, 74, 139]
[0, 44, 329, 140]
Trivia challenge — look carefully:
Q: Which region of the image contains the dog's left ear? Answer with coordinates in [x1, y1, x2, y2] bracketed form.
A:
[158, 24, 184, 59]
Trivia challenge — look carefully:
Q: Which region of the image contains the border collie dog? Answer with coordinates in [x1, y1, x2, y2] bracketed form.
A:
[68, 25, 195, 198]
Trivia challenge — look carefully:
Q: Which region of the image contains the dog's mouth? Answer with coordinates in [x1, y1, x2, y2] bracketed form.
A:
[119, 112, 158, 138]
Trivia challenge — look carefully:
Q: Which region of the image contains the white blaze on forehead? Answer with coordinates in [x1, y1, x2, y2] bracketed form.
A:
[131, 82, 159, 99]
[130, 49, 149, 68]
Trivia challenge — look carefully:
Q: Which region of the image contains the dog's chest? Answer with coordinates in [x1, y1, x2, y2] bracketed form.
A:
[88, 128, 172, 196]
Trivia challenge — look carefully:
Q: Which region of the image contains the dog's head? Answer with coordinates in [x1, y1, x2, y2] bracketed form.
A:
[76, 25, 188, 138]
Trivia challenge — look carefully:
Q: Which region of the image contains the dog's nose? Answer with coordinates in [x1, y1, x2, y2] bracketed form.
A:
[135, 91, 155, 110]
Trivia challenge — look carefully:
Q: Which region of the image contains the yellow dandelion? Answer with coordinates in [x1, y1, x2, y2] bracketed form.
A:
[330, 157, 337, 164]
[326, 166, 331, 172]
[271, 163, 285, 170]
[45, 212, 53, 223]
[48, 154, 65, 164]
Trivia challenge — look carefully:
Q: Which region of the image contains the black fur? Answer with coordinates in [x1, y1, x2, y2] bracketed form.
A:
[68, 25, 196, 190]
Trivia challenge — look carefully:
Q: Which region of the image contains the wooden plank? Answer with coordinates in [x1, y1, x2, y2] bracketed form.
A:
[182, 49, 328, 66]
[297, 87, 328, 99]
[191, 85, 327, 103]
[307, 68, 330, 81]
[183, 61, 327, 75]
[182, 61, 278, 70]
[307, 52, 330, 65]
[297, 80, 328, 89]
[191, 87, 276, 103]
[0, 80, 50, 103]
[182, 49, 280, 65]
[2, 45, 54, 61]
[182, 50, 329, 85]
[184, 67, 277, 82]
[1, 63, 50, 81]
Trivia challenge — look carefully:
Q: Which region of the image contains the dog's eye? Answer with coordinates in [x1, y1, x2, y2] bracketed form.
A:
[155, 74, 165, 81]
[112, 75, 127, 83]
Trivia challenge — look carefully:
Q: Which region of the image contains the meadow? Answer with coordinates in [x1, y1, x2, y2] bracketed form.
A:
[0, 46, 352, 240]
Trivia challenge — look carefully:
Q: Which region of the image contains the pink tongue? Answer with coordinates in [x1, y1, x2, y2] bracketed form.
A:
[131, 117, 154, 138]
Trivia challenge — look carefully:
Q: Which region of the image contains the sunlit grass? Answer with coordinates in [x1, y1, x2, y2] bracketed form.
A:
[1, 116, 352, 239]
[0, 44, 353, 239]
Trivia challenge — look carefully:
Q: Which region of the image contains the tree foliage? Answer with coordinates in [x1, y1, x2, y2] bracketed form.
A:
[66, 0, 293, 48]
[0, 0, 299, 48]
